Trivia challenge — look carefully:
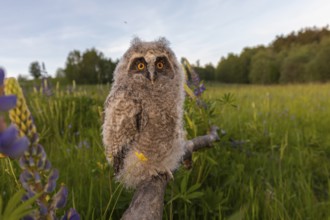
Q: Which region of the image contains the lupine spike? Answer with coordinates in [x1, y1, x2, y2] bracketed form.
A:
[3, 77, 79, 219]
[4, 78, 39, 144]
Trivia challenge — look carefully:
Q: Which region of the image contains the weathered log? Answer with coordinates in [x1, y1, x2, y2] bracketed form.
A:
[121, 126, 220, 220]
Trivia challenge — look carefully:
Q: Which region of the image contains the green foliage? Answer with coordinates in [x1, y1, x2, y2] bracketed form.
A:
[306, 37, 330, 82]
[29, 61, 42, 79]
[272, 26, 330, 52]
[2, 83, 330, 219]
[249, 49, 279, 84]
[279, 44, 317, 83]
[216, 53, 247, 83]
[64, 48, 117, 84]
[0, 189, 41, 220]
[191, 25, 330, 84]
[194, 63, 216, 81]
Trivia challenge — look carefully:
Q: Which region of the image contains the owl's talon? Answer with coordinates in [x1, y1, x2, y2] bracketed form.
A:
[165, 168, 174, 180]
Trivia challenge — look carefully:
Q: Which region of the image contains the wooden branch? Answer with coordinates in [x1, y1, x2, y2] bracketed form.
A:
[121, 174, 168, 220]
[182, 126, 220, 168]
[121, 126, 220, 220]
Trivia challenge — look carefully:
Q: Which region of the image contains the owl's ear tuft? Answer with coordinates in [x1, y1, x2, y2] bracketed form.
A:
[131, 37, 142, 47]
[157, 37, 170, 47]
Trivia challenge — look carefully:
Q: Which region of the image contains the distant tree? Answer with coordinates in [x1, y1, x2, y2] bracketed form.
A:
[194, 63, 216, 81]
[63, 48, 117, 84]
[17, 74, 29, 82]
[79, 48, 103, 84]
[238, 46, 264, 83]
[306, 37, 330, 82]
[29, 61, 42, 79]
[249, 49, 280, 84]
[98, 58, 118, 83]
[272, 26, 330, 52]
[64, 50, 82, 82]
[55, 68, 65, 78]
[216, 53, 248, 83]
[280, 44, 317, 83]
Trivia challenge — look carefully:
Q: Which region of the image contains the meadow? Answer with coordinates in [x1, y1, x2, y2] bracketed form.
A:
[1, 82, 330, 219]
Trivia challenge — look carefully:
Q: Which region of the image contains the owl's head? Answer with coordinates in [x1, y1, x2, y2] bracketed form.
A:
[113, 37, 183, 86]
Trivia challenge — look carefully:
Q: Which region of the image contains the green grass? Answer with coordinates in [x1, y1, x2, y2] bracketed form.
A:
[1, 82, 330, 219]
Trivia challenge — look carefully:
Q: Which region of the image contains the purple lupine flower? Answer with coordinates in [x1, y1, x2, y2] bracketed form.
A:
[0, 68, 4, 83]
[192, 73, 200, 87]
[200, 83, 206, 92]
[44, 169, 59, 193]
[0, 95, 17, 111]
[51, 185, 68, 209]
[0, 68, 29, 158]
[61, 208, 81, 220]
[193, 84, 206, 97]
[38, 201, 49, 215]
[0, 124, 29, 158]
[22, 215, 36, 220]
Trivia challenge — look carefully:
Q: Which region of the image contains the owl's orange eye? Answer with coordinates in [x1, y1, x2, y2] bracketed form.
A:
[156, 62, 164, 69]
[137, 62, 145, 70]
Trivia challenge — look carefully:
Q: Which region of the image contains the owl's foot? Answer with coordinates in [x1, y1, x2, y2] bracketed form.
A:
[154, 168, 173, 181]
[165, 168, 174, 180]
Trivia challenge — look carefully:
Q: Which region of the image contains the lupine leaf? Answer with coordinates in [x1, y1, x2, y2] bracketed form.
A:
[1, 189, 41, 220]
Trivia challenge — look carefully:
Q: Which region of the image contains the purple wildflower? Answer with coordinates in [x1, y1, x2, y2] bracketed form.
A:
[0, 124, 29, 158]
[193, 83, 206, 97]
[0, 95, 17, 111]
[51, 185, 68, 209]
[2, 68, 80, 219]
[0, 68, 4, 82]
[181, 58, 206, 98]
[61, 208, 81, 220]
[44, 169, 59, 193]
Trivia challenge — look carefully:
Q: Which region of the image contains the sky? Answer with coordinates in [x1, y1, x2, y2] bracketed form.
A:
[1, 0, 330, 78]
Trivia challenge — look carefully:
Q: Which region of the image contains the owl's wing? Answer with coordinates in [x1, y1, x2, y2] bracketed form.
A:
[102, 91, 144, 174]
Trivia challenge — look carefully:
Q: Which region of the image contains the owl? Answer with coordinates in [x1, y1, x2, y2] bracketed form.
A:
[102, 37, 185, 188]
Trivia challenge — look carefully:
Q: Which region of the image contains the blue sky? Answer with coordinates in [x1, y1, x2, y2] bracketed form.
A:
[1, 0, 330, 77]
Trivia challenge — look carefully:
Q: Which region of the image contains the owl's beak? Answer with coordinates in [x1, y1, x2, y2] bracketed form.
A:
[147, 66, 157, 84]
[150, 72, 157, 84]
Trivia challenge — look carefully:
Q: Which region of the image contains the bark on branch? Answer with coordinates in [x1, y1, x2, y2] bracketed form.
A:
[121, 126, 220, 220]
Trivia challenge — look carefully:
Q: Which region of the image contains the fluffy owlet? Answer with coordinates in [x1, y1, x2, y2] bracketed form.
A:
[102, 37, 185, 188]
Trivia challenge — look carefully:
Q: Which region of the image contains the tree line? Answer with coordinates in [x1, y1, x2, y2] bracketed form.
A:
[29, 26, 330, 84]
[196, 26, 330, 84]
[29, 49, 118, 84]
